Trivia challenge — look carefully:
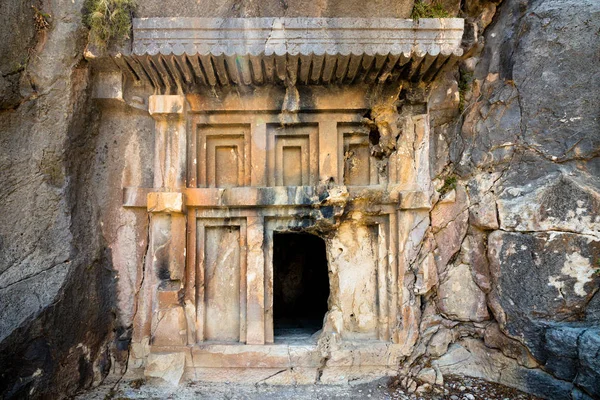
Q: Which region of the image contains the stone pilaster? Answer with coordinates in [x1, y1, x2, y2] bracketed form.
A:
[147, 95, 188, 347]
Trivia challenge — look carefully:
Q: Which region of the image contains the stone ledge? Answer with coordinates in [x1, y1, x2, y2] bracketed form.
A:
[398, 190, 432, 210]
[123, 186, 432, 209]
[151, 341, 406, 369]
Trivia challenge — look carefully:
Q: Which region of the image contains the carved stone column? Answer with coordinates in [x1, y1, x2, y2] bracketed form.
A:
[147, 95, 188, 347]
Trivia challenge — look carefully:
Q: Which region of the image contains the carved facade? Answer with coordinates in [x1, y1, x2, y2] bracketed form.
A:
[93, 17, 465, 383]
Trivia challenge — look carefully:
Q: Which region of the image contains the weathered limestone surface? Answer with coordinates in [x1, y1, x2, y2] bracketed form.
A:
[437, 263, 488, 322]
[0, 0, 38, 109]
[430, 0, 600, 397]
[1, 0, 600, 398]
[497, 173, 600, 238]
[488, 231, 600, 329]
[136, 0, 415, 18]
[432, 338, 577, 400]
[0, 0, 121, 398]
[329, 222, 379, 338]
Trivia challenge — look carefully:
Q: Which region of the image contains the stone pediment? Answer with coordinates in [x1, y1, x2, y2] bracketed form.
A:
[113, 17, 464, 89]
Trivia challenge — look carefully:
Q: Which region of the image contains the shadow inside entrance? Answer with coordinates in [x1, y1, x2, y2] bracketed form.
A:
[273, 232, 329, 342]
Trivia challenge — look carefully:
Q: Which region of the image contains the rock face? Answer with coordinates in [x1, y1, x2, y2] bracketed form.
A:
[488, 231, 600, 329]
[437, 263, 489, 322]
[441, 0, 600, 397]
[135, 0, 414, 18]
[1, 0, 599, 398]
[0, 1, 121, 398]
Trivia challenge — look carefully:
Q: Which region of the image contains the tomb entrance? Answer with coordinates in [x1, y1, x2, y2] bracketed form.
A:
[93, 16, 466, 383]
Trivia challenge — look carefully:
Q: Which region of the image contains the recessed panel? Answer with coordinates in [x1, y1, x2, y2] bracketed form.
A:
[331, 223, 379, 340]
[267, 124, 319, 187]
[344, 142, 371, 185]
[339, 124, 380, 186]
[196, 124, 250, 188]
[282, 146, 303, 186]
[214, 146, 240, 187]
[204, 226, 241, 342]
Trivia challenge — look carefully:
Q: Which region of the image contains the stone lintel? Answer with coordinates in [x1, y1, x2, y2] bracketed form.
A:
[147, 192, 184, 213]
[148, 95, 186, 115]
[186, 85, 371, 113]
[125, 186, 432, 209]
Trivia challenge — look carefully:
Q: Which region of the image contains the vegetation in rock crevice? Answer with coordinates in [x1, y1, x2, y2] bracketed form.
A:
[32, 6, 51, 31]
[83, 0, 136, 50]
[438, 175, 457, 196]
[458, 70, 474, 114]
[411, 0, 450, 20]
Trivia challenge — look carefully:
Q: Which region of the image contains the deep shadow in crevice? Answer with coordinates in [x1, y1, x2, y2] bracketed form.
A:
[273, 232, 329, 339]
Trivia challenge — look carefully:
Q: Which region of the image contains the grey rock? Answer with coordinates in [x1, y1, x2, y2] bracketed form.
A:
[457, 83, 520, 171]
[576, 329, 600, 398]
[467, 173, 500, 230]
[484, 323, 537, 369]
[428, 328, 453, 358]
[433, 338, 575, 400]
[0, 0, 37, 109]
[571, 388, 595, 400]
[542, 326, 580, 381]
[437, 263, 489, 322]
[488, 231, 600, 333]
[416, 367, 437, 385]
[0, 0, 118, 398]
[459, 6, 600, 396]
[461, 229, 492, 293]
[497, 173, 600, 238]
[513, 0, 600, 162]
[136, 0, 415, 18]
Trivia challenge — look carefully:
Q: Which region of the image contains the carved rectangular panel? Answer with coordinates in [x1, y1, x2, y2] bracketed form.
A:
[267, 124, 318, 186]
[214, 146, 240, 187]
[282, 146, 303, 186]
[192, 217, 248, 344]
[339, 124, 379, 186]
[204, 226, 241, 341]
[196, 124, 250, 188]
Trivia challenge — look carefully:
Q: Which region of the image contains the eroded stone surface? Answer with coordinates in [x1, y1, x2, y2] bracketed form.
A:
[488, 231, 600, 330]
[432, 185, 469, 274]
[437, 263, 489, 322]
[2, 0, 600, 398]
[497, 174, 600, 238]
[145, 352, 186, 385]
[433, 338, 575, 400]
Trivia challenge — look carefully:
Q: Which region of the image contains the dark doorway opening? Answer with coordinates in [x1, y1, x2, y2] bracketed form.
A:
[273, 232, 329, 339]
